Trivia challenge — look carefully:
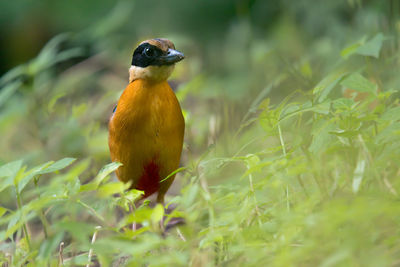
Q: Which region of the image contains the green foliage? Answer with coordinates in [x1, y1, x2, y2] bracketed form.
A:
[1, 1, 400, 266]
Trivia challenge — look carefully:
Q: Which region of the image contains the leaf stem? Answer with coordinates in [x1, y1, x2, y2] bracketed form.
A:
[278, 123, 290, 211]
[34, 175, 50, 238]
[86, 226, 101, 267]
[15, 189, 31, 250]
[248, 173, 262, 226]
[277, 124, 287, 157]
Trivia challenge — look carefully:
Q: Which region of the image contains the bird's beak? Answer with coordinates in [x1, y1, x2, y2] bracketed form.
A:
[158, 48, 185, 65]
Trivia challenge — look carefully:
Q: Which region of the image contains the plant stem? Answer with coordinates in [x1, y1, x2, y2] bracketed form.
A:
[34, 175, 50, 238]
[199, 172, 214, 228]
[15, 189, 31, 250]
[58, 242, 64, 267]
[278, 123, 290, 211]
[86, 226, 101, 267]
[277, 124, 287, 157]
[248, 173, 262, 226]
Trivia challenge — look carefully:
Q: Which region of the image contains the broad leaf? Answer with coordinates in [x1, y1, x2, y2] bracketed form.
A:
[356, 33, 385, 58]
[17, 161, 53, 193]
[93, 162, 122, 186]
[38, 158, 76, 174]
[313, 71, 347, 103]
[341, 73, 377, 94]
[0, 160, 22, 193]
[97, 182, 128, 197]
[380, 106, 400, 121]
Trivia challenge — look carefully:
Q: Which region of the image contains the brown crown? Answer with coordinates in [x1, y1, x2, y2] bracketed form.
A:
[139, 38, 175, 53]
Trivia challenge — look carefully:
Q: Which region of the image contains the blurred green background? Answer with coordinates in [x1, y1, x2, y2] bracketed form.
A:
[1, 0, 400, 266]
[0, 0, 395, 164]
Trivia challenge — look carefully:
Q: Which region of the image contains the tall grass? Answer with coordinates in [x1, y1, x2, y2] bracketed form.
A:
[1, 1, 400, 266]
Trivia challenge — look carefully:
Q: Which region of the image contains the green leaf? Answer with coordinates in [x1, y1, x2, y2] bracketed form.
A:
[244, 154, 260, 169]
[160, 167, 187, 182]
[356, 33, 385, 58]
[77, 200, 105, 222]
[17, 161, 53, 193]
[0, 80, 22, 108]
[6, 211, 23, 239]
[67, 176, 81, 196]
[0, 160, 22, 193]
[65, 253, 91, 266]
[55, 221, 94, 244]
[380, 106, 400, 121]
[332, 98, 354, 111]
[123, 189, 144, 203]
[375, 123, 400, 145]
[93, 162, 123, 186]
[313, 101, 331, 115]
[0, 160, 23, 178]
[37, 232, 64, 260]
[281, 104, 301, 118]
[31, 33, 79, 73]
[97, 182, 128, 197]
[122, 206, 154, 224]
[278, 101, 331, 122]
[309, 120, 336, 154]
[341, 41, 363, 59]
[0, 65, 26, 87]
[151, 204, 164, 224]
[79, 183, 98, 192]
[58, 158, 91, 183]
[72, 103, 87, 118]
[53, 47, 84, 65]
[5, 210, 35, 239]
[248, 84, 273, 114]
[329, 129, 360, 138]
[47, 92, 66, 113]
[38, 158, 76, 174]
[27, 195, 60, 211]
[313, 71, 347, 102]
[341, 73, 377, 93]
[0, 206, 8, 218]
[241, 160, 273, 178]
[340, 34, 385, 59]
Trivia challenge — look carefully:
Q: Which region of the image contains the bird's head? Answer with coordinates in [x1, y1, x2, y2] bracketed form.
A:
[129, 38, 184, 83]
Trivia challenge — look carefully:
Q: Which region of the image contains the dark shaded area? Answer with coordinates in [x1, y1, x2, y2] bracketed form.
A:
[0, 0, 392, 75]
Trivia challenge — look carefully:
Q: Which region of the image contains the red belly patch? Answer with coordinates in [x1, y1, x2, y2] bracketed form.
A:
[136, 160, 160, 197]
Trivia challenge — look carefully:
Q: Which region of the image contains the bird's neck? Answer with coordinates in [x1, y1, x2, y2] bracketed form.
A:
[128, 79, 169, 90]
[129, 65, 175, 83]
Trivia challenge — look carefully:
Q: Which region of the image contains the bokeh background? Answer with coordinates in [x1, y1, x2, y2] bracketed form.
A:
[1, 0, 400, 266]
[0, 0, 395, 165]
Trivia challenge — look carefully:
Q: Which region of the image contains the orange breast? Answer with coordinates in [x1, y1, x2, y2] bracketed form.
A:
[108, 79, 185, 198]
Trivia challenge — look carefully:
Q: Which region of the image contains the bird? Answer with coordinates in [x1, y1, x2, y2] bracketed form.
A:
[108, 38, 185, 204]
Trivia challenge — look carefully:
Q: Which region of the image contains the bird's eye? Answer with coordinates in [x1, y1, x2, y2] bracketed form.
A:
[144, 47, 155, 57]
